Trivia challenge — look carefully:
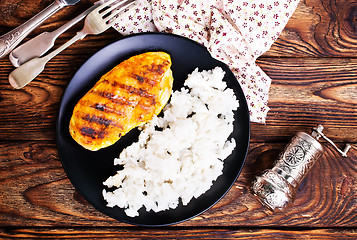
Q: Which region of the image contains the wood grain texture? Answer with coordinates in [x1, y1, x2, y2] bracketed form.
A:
[0, 0, 356, 237]
[1, 0, 357, 58]
[0, 141, 355, 227]
[266, 0, 357, 57]
[1, 57, 356, 142]
[0, 0, 356, 142]
[0, 227, 356, 239]
[257, 57, 357, 142]
[0, 0, 96, 30]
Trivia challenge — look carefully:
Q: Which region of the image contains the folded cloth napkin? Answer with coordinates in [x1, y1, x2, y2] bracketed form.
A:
[113, 0, 300, 123]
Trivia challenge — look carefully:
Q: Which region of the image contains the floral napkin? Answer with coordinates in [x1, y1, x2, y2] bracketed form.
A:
[113, 0, 300, 123]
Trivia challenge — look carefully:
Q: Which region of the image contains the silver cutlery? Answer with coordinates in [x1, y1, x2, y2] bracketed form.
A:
[0, 0, 80, 59]
[10, 0, 109, 67]
[8, 0, 135, 89]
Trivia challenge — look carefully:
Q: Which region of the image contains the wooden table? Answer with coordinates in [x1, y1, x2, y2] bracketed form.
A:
[0, 0, 356, 238]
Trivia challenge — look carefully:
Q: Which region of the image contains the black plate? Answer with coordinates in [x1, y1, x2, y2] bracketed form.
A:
[56, 32, 250, 226]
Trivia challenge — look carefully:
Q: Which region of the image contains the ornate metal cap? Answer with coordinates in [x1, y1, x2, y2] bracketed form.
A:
[252, 125, 352, 212]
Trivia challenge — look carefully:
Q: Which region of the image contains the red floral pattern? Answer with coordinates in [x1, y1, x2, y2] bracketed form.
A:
[113, 0, 300, 123]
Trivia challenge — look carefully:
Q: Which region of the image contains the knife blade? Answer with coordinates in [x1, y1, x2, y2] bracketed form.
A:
[0, 0, 81, 59]
[60, 0, 81, 4]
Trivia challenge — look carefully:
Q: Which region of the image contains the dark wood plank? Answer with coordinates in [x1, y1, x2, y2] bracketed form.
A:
[0, 0, 356, 141]
[1, 0, 357, 59]
[0, 0, 356, 235]
[0, 141, 355, 227]
[265, 0, 357, 57]
[1, 57, 356, 142]
[0, 227, 356, 239]
[0, 29, 120, 141]
[256, 57, 357, 142]
[0, 0, 96, 31]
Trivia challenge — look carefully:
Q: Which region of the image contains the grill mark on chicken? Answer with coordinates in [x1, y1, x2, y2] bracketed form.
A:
[94, 103, 106, 111]
[123, 85, 156, 105]
[132, 74, 147, 83]
[93, 90, 136, 106]
[92, 103, 124, 116]
[82, 114, 113, 127]
[102, 79, 156, 105]
[69, 52, 173, 151]
[147, 61, 170, 75]
[80, 127, 106, 139]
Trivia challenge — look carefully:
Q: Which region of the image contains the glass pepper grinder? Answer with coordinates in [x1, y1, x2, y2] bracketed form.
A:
[251, 125, 351, 212]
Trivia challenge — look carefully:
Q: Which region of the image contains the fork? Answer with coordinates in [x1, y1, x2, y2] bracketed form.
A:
[9, 0, 107, 67]
[9, 0, 135, 89]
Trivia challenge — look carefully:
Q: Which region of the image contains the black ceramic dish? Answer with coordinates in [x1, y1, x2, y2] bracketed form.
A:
[56, 32, 250, 226]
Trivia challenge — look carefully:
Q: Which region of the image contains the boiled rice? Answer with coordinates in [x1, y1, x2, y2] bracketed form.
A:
[102, 67, 239, 217]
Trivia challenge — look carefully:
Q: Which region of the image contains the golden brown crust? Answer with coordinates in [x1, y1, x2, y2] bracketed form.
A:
[69, 52, 173, 151]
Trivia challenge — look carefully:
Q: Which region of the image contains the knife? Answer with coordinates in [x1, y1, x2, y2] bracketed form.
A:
[9, 0, 107, 67]
[0, 0, 80, 59]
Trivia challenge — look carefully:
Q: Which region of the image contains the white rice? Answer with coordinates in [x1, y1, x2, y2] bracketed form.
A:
[102, 67, 239, 217]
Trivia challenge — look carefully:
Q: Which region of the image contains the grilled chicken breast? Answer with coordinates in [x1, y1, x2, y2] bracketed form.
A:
[69, 52, 173, 151]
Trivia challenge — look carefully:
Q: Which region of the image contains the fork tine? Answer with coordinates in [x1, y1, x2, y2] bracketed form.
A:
[109, 1, 136, 23]
[96, 0, 117, 12]
[101, 0, 135, 20]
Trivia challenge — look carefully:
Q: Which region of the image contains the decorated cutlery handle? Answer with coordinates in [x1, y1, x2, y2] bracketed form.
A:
[0, 0, 64, 59]
[9, 2, 102, 67]
[8, 31, 85, 89]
